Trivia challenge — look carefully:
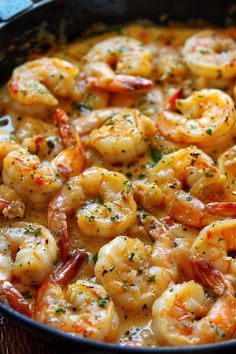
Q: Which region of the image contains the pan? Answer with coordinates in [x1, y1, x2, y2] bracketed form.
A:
[0, 1, 236, 353]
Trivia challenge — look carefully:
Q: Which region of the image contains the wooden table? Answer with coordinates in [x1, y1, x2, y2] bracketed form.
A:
[0, 313, 58, 354]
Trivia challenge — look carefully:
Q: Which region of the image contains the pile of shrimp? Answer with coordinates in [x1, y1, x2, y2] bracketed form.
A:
[1, 22, 236, 347]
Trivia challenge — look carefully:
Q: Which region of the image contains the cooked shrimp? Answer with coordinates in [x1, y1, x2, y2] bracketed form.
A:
[48, 167, 137, 258]
[95, 235, 175, 311]
[8, 58, 79, 116]
[0, 184, 25, 219]
[156, 89, 235, 145]
[0, 221, 58, 286]
[149, 146, 223, 199]
[95, 211, 177, 310]
[152, 258, 236, 345]
[182, 30, 236, 79]
[163, 189, 236, 227]
[2, 145, 82, 207]
[3, 110, 84, 206]
[191, 219, 236, 286]
[85, 108, 157, 164]
[81, 36, 153, 92]
[148, 146, 236, 226]
[218, 145, 236, 201]
[35, 252, 119, 341]
[16, 116, 63, 160]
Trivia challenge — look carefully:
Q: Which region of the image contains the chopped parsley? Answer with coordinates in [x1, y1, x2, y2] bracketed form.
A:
[128, 252, 135, 262]
[93, 253, 98, 264]
[55, 308, 66, 313]
[24, 225, 41, 237]
[151, 148, 162, 164]
[46, 139, 55, 151]
[98, 296, 110, 308]
[148, 275, 156, 283]
[206, 128, 212, 136]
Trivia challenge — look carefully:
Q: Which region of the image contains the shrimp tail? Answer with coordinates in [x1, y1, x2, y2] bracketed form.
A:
[205, 202, 236, 217]
[107, 75, 153, 92]
[91, 75, 153, 93]
[54, 108, 78, 148]
[165, 88, 184, 109]
[48, 204, 69, 260]
[53, 251, 87, 286]
[59, 217, 70, 261]
[53, 108, 85, 176]
[192, 256, 233, 296]
[0, 281, 33, 317]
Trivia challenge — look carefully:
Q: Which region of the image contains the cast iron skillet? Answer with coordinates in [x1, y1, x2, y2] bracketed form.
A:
[1, 0, 236, 353]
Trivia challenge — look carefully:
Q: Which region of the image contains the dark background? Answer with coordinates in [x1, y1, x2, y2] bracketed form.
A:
[0, 314, 59, 354]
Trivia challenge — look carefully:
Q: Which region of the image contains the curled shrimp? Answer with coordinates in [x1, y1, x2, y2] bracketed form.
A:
[148, 146, 236, 227]
[81, 36, 153, 92]
[48, 167, 137, 259]
[156, 88, 235, 145]
[0, 221, 58, 286]
[191, 219, 236, 286]
[95, 211, 177, 311]
[152, 257, 236, 346]
[75, 108, 156, 164]
[218, 145, 236, 201]
[2, 146, 81, 207]
[182, 30, 236, 80]
[149, 146, 222, 200]
[8, 58, 79, 116]
[3, 110, 84, 207]
[35, 252, 119, 341]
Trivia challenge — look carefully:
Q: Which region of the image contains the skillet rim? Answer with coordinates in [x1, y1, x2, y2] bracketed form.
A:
[1, 298, 236, 352]
[1, 0, 236, 352]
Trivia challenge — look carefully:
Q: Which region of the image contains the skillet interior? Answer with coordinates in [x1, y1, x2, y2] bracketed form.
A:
[1, 0, 236, 352]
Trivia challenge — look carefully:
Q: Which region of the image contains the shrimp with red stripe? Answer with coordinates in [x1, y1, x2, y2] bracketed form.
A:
[2, 110, 84, 207]
[35, 252, 119, 341]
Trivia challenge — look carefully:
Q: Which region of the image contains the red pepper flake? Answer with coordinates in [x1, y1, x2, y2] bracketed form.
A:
[35, 176, 44, 186]
[162, 216, 175, 226]
[165, 88, 184, 110]
[207, 231, 212, 239]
